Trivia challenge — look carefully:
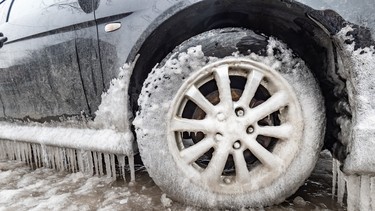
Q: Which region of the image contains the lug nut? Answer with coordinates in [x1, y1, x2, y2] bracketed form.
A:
[224, 177, 231, 184]
[233, 141, 241, 149]
[235, 108, 244, 117]
[247, 126, 254, 134]
[216, 112, 225, 121]
[215, 133, 223, 141]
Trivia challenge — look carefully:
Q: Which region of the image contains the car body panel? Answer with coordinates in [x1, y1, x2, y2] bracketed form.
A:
[298, 0, 375, 38]
[0, 0, 104, 119]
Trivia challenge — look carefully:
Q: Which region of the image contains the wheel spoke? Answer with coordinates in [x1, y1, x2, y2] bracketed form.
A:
[248, 91, 289, 123]
[213, 65, 233, 111]
[238, 70, 264, 108]
[170, 117, 214, 133]
[202, 141, 231, 181]
[185, 85, 216, 116]
[233, 150, 250, 183]
[243, 138, 283, 170]
[258, 124, 293, 140]
[180, 137, 216, 164]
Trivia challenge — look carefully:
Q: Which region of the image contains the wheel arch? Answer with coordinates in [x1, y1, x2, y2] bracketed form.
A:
[128, 0, 342, 153]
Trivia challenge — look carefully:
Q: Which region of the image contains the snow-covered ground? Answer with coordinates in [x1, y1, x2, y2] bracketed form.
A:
[0, 150, 343, 211]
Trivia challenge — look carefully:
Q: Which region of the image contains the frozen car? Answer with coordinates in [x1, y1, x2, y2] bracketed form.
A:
[0, 0, 374, 209]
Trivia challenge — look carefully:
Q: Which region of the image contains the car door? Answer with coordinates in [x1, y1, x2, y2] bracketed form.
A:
[93, 0, 155, 89]
[0, 0, 103, 120]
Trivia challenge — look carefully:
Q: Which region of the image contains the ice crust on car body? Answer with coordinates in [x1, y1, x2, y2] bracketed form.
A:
[0, 61, 137, 182]
[332, 25, 375, 211]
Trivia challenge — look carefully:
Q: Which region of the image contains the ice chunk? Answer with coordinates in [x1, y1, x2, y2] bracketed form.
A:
[161, 193, 173, 208]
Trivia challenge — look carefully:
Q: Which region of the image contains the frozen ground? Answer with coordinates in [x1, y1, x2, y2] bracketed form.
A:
[0, 150, 344, 211]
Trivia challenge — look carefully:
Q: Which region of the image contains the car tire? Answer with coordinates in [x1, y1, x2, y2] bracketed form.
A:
[134, 28, 325, 208]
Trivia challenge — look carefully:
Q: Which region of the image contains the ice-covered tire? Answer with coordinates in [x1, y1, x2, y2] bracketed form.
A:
[134, 28, 325, 208]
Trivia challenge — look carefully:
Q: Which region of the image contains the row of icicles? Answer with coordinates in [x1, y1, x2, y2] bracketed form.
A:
[333, 159, 375, 210]
[0, 139, 135, 183]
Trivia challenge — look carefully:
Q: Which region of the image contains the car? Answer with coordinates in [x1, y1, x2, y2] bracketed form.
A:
[0, 0, 374, 209]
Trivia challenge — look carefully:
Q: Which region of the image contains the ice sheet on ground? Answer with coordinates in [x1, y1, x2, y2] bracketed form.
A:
[0, 151, 343, 210]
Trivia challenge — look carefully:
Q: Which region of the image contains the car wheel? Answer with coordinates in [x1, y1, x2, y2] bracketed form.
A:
[134, 28, 325, 208]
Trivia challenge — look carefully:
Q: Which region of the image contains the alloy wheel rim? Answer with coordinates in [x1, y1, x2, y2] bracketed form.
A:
[167, 58, 304, 193]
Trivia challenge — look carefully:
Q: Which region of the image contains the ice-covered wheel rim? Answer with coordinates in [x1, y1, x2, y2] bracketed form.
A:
[167, 58, 304, 194]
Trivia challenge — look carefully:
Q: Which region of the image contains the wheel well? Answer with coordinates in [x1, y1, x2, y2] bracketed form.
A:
[129, 0, 340, 152]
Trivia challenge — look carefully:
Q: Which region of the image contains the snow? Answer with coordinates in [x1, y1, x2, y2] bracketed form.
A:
[0, 161, 134, 210]
[91, 57, 137, 133]
[160, 193, 173, 208]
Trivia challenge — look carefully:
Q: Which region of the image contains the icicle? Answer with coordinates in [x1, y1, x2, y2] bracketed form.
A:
[337, 161, 346, 205]
[74, 149, 78, 173]
[69, 149, 76, 173]
[62, 148, 68, 171]
[54, 147, 59, 170]
[1, 141, 5, 159]
[36, 144, 42, 168]
[81, 150, 88, 174]
[118, 155, 126, 181]
[332, 157, 337, 197]
[17, 142, 22, 161]
[110, 154, 116, 180]
[77, 150, 84, 172]
[14, 142, 18, 160]
[41, 144, 49, 168]
[57, 147, 62, 170]
[58, 147, 64, 171]
[23, 143, 27, 164]
[51, 147, 56, 170]
[27, 143, 33, 167]
[8, 142, 13, 160]
[22, 143, 27, 163]
[347, 175, 360, 211]
[360, 175, 371, 210]
[66, 149, 71, 172]
[93, 152, 99, 176]
[87, 151, 94, 176]
[19, 142, 24, 162]
[0, 141, 4, 159]
[32, 144, 38, 169]
[98, 152, 104, 176]
[371, 177, 375, 211]
[0, 141, 5, 159]
[128, 154, 135, 183]
[9, 141, 14, 160]
[104, 154, 111, 178]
